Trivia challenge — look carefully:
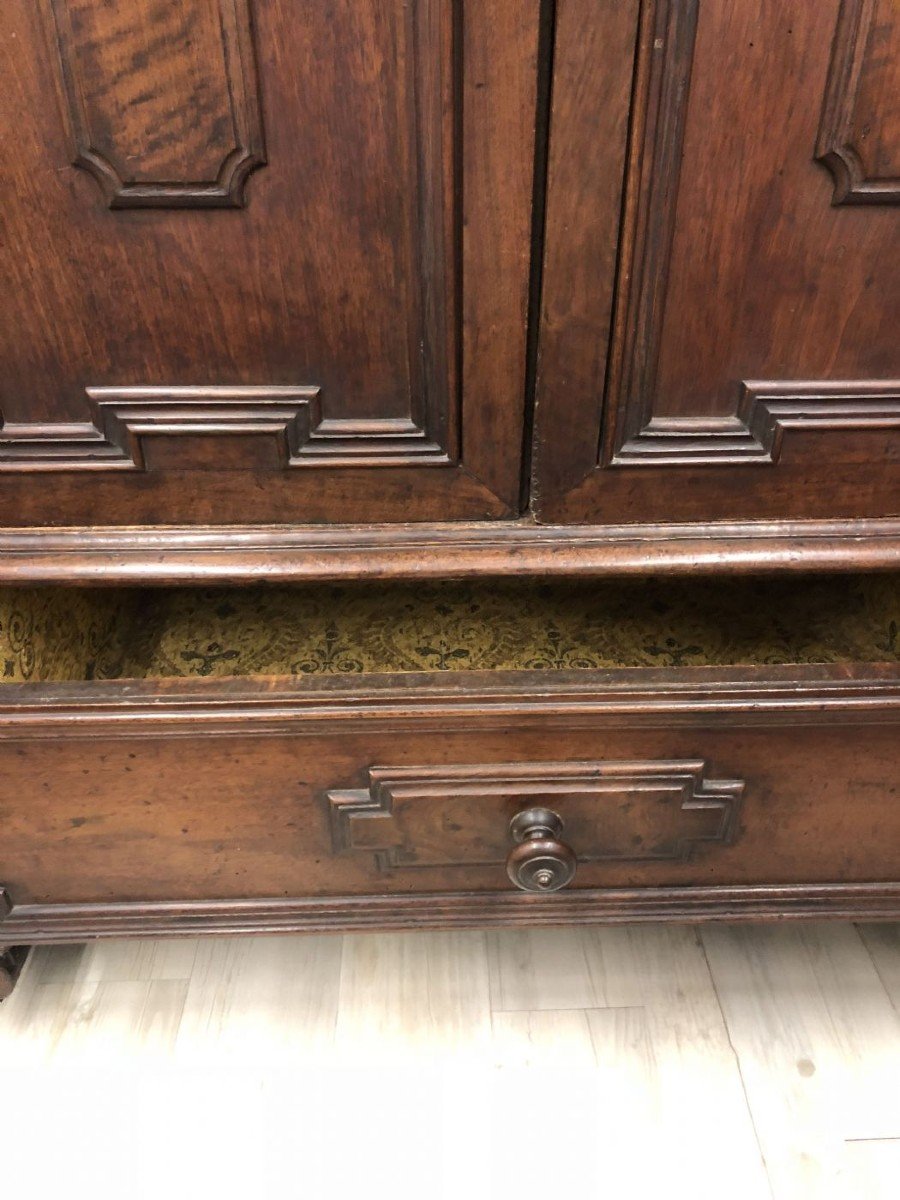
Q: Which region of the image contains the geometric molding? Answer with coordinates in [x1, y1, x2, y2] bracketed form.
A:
[612, 381, 900, 467]
[0, 387, 450, 471]
[328, 760, 744, 873]
[816, 0, 900, 205]
[45, 0, 266, 208]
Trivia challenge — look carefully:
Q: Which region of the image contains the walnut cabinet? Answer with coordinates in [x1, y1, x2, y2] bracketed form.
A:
[1, 0, 897, 581]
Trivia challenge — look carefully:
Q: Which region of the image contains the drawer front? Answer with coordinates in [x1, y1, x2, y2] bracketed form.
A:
[0, 669, 898, 929]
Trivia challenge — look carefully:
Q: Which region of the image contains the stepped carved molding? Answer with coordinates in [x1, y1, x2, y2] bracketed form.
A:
[329, 759, 744, 872]
[613, 381, 900, 467]
[0, 387, 449, 471]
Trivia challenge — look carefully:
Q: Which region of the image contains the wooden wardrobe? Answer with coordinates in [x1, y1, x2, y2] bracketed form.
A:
[0, 0, 896, 581]
[0, 2, 898, 995]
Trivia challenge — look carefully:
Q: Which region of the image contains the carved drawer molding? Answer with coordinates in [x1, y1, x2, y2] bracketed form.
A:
[328, 760, 744, 873]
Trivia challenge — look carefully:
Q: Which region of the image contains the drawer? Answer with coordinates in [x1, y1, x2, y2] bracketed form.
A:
[0, 665, 898, 939]
[0, 577, 897, 940]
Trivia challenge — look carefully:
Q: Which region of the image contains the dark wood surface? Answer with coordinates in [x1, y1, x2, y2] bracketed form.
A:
[0, 666, 897, 925]
[534, 0, 900, 524]
[816, 0, 900, 204]
[0, 938, 29, 1001]
[1, 1, 897, 577]
[1, 0, 538, 524]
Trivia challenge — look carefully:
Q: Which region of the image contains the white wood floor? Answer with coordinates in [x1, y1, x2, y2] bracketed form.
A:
[1, 922, 898, 1200]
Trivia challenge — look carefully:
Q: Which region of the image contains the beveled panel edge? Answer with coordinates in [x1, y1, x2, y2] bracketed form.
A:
[0, 518, 897, 582]
[45, 0, 266, 209]
[2, 883, 898, 941]
[816, 0, 900, 205]
[602, 0, 700, 459]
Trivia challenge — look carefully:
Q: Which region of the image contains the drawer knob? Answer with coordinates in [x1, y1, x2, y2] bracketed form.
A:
[507, 807, 577, 893]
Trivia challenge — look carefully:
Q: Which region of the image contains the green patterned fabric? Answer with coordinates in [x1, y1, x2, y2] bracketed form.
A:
[2, 575, 896, 682]
[0, 589, 136, 682]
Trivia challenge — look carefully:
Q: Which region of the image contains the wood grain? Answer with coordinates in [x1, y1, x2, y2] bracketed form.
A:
[2, 922, 898, 1197]
[0, 666, 896, 938]
[0, 519, 898, 583]
[817, 0, 900, 204]
[535, 0, 900, 524]
[1, 0, 539, 525]
[45, 0, 265, 208]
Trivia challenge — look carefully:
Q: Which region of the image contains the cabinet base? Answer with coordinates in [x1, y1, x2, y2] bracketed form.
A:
[1, 884, 898, 944]
[0, 946, 30, 1000]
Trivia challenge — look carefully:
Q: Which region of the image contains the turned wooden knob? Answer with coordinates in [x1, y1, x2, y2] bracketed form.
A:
[507, 807, 577, 892]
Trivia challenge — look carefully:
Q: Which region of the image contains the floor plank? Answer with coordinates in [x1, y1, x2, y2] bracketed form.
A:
[335, 929, 492, 1063]
[857, 922, 900, 1012]
[702, 922, 900, 1198]
[843, 1138, 900, 1200]
[173, 934, 343, 1065]
[582, 923, 717, 1009]
[486, 927, 597, 1011]
[80, 936, 199, 983]
[587, 1004, 771, 1200]
[491, 1007, 597, 1066]
[1, 919, 897, 1200]
[49, 979, 155, 1063]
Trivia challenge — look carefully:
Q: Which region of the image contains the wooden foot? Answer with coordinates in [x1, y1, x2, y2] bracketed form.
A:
[0, 946, 30, 1000]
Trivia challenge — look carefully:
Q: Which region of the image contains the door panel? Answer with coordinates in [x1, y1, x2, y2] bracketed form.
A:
[0, 1, 539, 525]
[534, 0, 900, 525]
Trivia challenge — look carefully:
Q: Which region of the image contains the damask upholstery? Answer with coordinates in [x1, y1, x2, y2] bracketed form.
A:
[0, 589, 135, 682]
[1, 575, 897, 683]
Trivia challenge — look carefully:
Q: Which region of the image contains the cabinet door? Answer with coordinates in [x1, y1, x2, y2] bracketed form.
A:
[534, 0, 900, 526]
[0, 1, 538, 527]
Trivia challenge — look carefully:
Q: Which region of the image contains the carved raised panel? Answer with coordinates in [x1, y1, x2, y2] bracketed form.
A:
[328, 760, 744, 873]
[817, 0, 900, 205]
[46, 0, 265, 208]
[15, 1, 460, 478]
[0, 388, 450, 471]
[604, 0, 900, 468]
